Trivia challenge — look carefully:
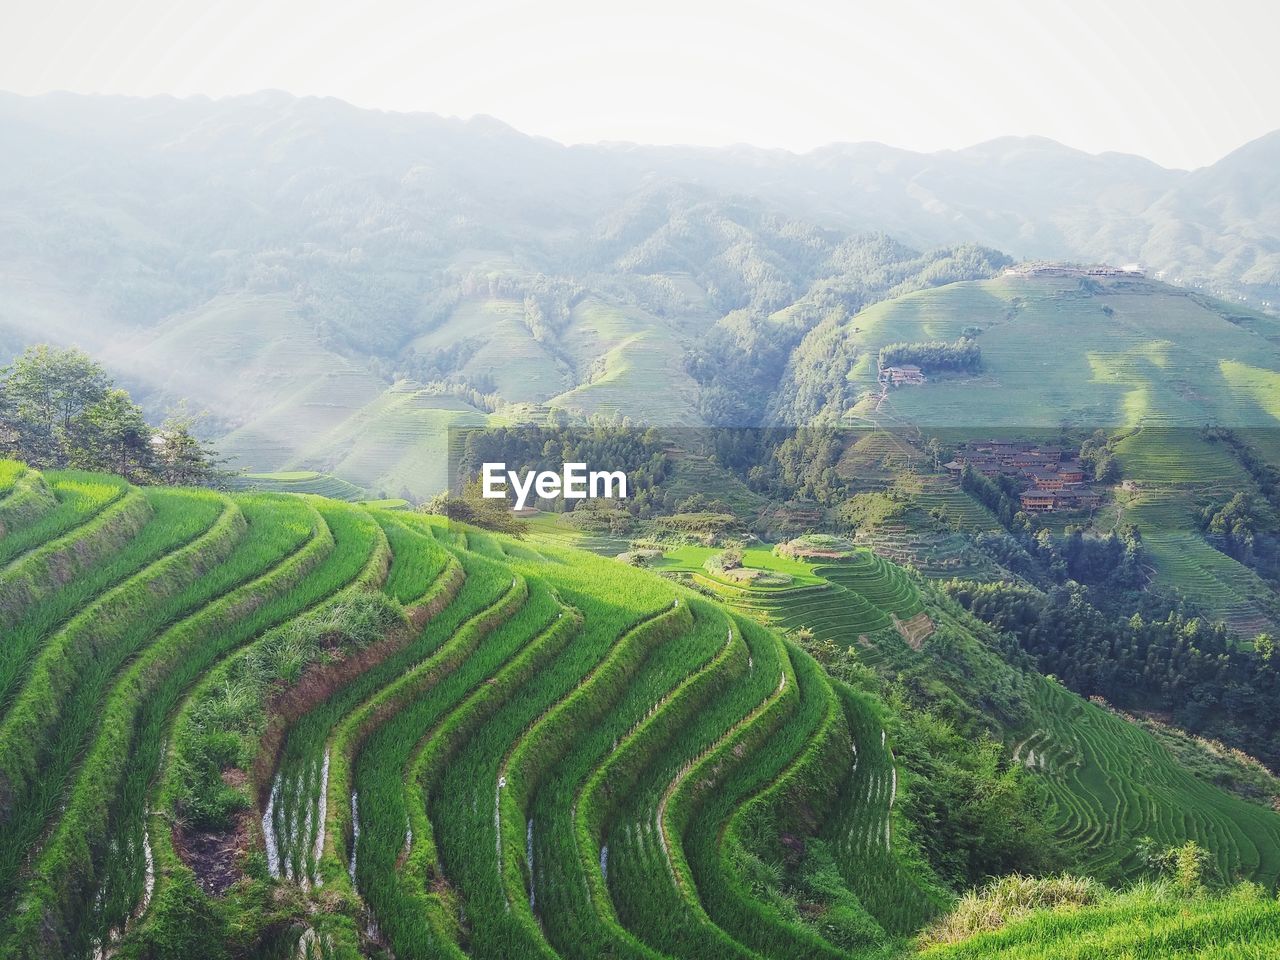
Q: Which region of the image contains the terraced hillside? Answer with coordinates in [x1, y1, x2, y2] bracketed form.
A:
[532, 523, 1280, 897]
[648, 543, 929, 668]
[117, 287, 704, 500]
[285, 382, 491, 500]
[1015, 680, 1280, 887]
[233, 471, 368, 501]
[661, 452, 769, 521]
[811, 275, 1280, 431]
[1113, 425, 1280, 635]
[118, 295, 388, 476]
[800, 276, 1280, 631]
[3, 460, 1280, 960]
[861, 478, 1008, 583]
[833, 434, 1010, 582]
[543, 299, 704, 427]
[0, 460, 944, 960]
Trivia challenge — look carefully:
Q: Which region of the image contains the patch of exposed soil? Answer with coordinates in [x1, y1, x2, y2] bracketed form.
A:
[894, 612, 935, 650]
[175, 811, 250, 896]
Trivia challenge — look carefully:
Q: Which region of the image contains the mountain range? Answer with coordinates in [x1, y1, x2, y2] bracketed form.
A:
[2, 90, 1280, 495]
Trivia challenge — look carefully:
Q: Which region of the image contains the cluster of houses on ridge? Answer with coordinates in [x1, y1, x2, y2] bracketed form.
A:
[944, 440, 1102, 513]
[1003, 261, 1146, 280]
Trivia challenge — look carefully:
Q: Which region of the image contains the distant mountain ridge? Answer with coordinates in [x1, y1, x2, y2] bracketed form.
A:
[2, 91, 1279, 301]
[1, 91, 1278, 496]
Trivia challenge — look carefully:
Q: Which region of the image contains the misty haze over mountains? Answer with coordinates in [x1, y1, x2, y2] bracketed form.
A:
[4, 90, 1279, 303]
[1, 89, 1278, 483]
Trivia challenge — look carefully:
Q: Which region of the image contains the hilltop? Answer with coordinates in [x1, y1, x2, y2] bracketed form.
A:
[777, 270, 1280, 429]
[3, 91, 1280, 304]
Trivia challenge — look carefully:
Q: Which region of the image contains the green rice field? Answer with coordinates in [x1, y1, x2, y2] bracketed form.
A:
[2, 459, 1279, 959]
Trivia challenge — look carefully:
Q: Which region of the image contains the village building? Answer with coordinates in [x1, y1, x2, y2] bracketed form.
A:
[971, 459, 1004, 478]
[1057, 461, 1087, 484]
[880, 364, 926, 386]
[1030, 470, 1068, 491]
[978, 440, 1028, 454]
[1020, 490, 1057, 513]
[1059, 489, 1102, 509]
[1003, 261, 1146, 280]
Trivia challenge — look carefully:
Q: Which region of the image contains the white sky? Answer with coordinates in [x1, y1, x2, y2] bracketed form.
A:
[3, 0, 1278, 169]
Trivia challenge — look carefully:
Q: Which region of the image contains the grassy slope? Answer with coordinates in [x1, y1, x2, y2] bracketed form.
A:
[137, 290, 710, 501]
[546, 299, 703, 426]
[662, 452, 769, 520]
[847, 276, 1280, 430]
[1018, 678, 1280, 886]
[410, 297, 572, 403]
[924, 884, 1280, 960]
[287, 381, 490, 499]
[115, 294, 386, 474]
[233, 470, 369, 501]
[135, 290, 706, 500]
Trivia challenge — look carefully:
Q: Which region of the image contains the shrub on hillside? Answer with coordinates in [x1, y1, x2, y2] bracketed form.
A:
[617, 548, 662, 566]
[918, 874, 1105, 946]
[703, 545, 744, 574]
[649, 512, 743, 545]
[839, 491, 906, 533]
[775, 533, 857, 559]
[173, 591, 401, 829]
[423, 480, 529, 538]
[562, 505, 634, 535]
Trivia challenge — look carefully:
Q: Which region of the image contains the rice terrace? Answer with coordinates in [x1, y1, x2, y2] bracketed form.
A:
[0, 458, 1278, 959]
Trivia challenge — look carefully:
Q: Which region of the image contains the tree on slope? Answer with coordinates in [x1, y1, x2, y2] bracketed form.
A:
[0, 344, 221, 485]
